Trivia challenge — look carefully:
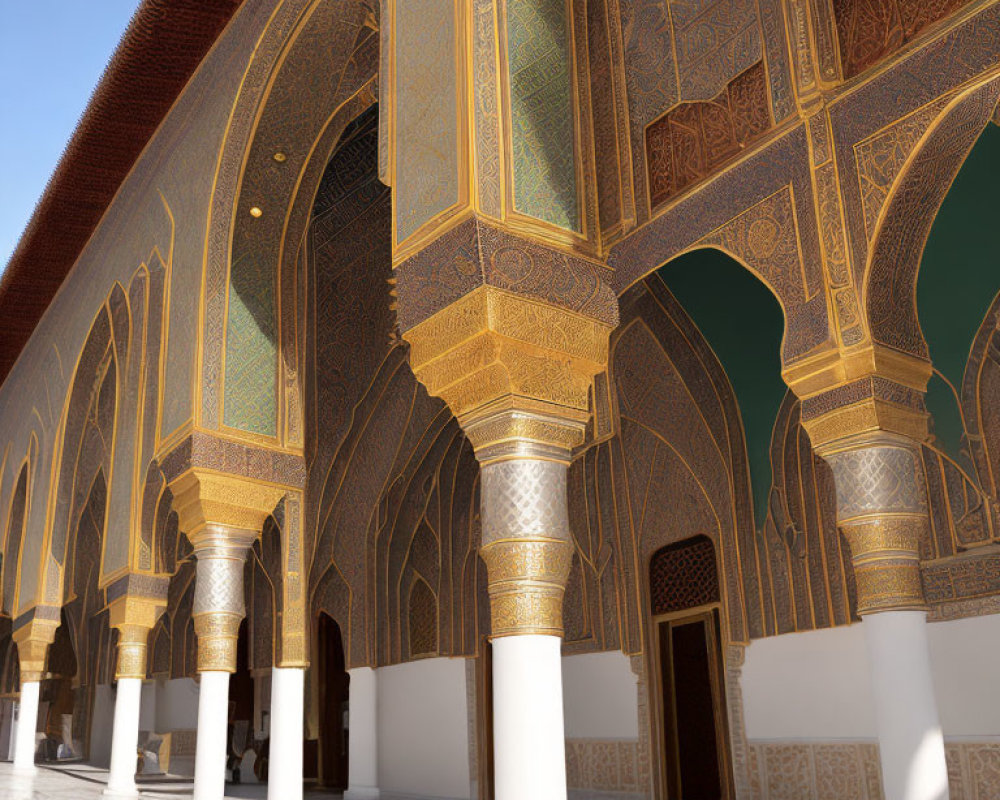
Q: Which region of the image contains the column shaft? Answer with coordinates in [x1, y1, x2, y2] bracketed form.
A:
[479, 456, 574, 800]
[864, 611, 948, 800]
[190, 528, 255, 800]
[345, 666, 379, 800]
[822, 436, 949, 800]
[12, 681, 39, 775]
[492, 635, 567, 800]
[194, 671, 231, 800]
[104, 678, 142, 798]
[268, 667, 305, 800]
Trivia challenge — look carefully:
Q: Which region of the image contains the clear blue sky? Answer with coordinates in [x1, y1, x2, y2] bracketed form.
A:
[0, 1, 141, 270]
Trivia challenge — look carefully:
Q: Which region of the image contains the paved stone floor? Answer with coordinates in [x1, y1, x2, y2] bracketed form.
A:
[0, 762, 345, 799]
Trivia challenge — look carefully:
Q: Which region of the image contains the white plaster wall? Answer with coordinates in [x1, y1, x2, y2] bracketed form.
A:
[926, 614, 1000, 737]
[562, 651, 639, 739]
[139, 681, 156, 732]
[741, 613, 1000, 740]
[153, 677, 200, 733]
[90, 684, 116, 767]
[378, 657, 471, 799]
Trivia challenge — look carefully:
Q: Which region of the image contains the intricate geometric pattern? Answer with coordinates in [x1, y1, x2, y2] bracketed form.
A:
[833, 0, 971, 78]
[566, 739, 641, 792]
[408, 578, 439, 658]
[649, 536, 720, 615]
[668, 0, 763, 101]
[697, 185, 814, 301]
[645, 61, 771, 209]
[507, 0, 580, 231]
[394, 0, 459, 242]
[223, 259, 278, 436]
[826, 445, 928, 520]
[480, 460, 570, 544]
[854, 98, 950, 240]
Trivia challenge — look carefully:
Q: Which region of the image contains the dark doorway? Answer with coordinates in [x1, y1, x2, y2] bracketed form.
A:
[227, 618, 254, 780]
[317, 613, 349, 789]
[649, 536, 732, 799]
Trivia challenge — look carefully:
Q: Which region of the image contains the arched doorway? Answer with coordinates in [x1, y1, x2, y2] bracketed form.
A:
[41, 610, 79, 762]
[316, 613, 349, 789]
[649, 536, 732, 799]
[228, 618, 254, 781]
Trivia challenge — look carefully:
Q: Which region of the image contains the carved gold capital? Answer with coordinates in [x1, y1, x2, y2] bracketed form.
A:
[108, 595, 166, 680]
[784, 345, 932, 450]
[841, 516, 926, 614]
[784, 343, 932, 398]
[480, 537, 574, 637]
[168, 468, 286, 543]
[13, 618, 59, 684]
[404, 287, 613, 461]
[189, 525, 255, 673]
[193, 610, 243, 673]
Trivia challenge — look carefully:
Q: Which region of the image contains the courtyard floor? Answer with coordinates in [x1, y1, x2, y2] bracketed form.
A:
[0, 762, 345, 799]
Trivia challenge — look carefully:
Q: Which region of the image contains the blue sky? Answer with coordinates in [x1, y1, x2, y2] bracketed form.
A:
[0, 1, 141, 270]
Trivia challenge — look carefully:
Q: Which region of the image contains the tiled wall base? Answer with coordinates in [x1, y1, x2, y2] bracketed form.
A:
[566, 738, 642, 794]
[747, 740, 1000, 800]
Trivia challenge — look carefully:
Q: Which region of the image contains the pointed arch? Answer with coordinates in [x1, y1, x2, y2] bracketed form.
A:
[864, 75, 1000, 358]
[408, 576, 438, 659]
[198, 0, 380, 442]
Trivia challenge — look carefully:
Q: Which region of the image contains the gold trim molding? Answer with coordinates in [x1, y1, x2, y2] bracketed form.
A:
[13, 618, 59, 684]
[841, 516, 927, 614]
[480, 537, 574, 637]
[108, 595, 167, 680]
[783, 342, 932, 399]
[168, 468, 286, 543]
[404, 286, 613, 460]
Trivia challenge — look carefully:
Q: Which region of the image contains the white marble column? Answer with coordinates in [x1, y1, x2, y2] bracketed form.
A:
[823, 436, 949, 800]
[194, 671, 231, 800]
[268, 667, 305, 800]
[479, 457, 574, 800]
[190, 527, 256, 800]
[103, 678, 143, 798]
[345, 666, 379, 800]
[12, 680, 39, 775]
[864, 611, 948, 800]
[492, 635, 567, 800]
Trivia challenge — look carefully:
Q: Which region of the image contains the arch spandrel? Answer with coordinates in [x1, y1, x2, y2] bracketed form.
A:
[607, 127, 833, 369]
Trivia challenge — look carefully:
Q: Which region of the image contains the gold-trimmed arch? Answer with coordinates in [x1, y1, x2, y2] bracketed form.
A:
[863, 72, 1000, 359]
[197, 0, 380, 445]
[2, 433, 37, 616]
[36, 284, 126, 609]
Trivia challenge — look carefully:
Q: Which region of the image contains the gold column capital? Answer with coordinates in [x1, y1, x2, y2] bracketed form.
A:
[13, 618, 59, 684]
[167, 467, 286, 543]
[783, 344, 932, 451]
[404, 286, 613, 462]
[108, 595, 167, 680]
